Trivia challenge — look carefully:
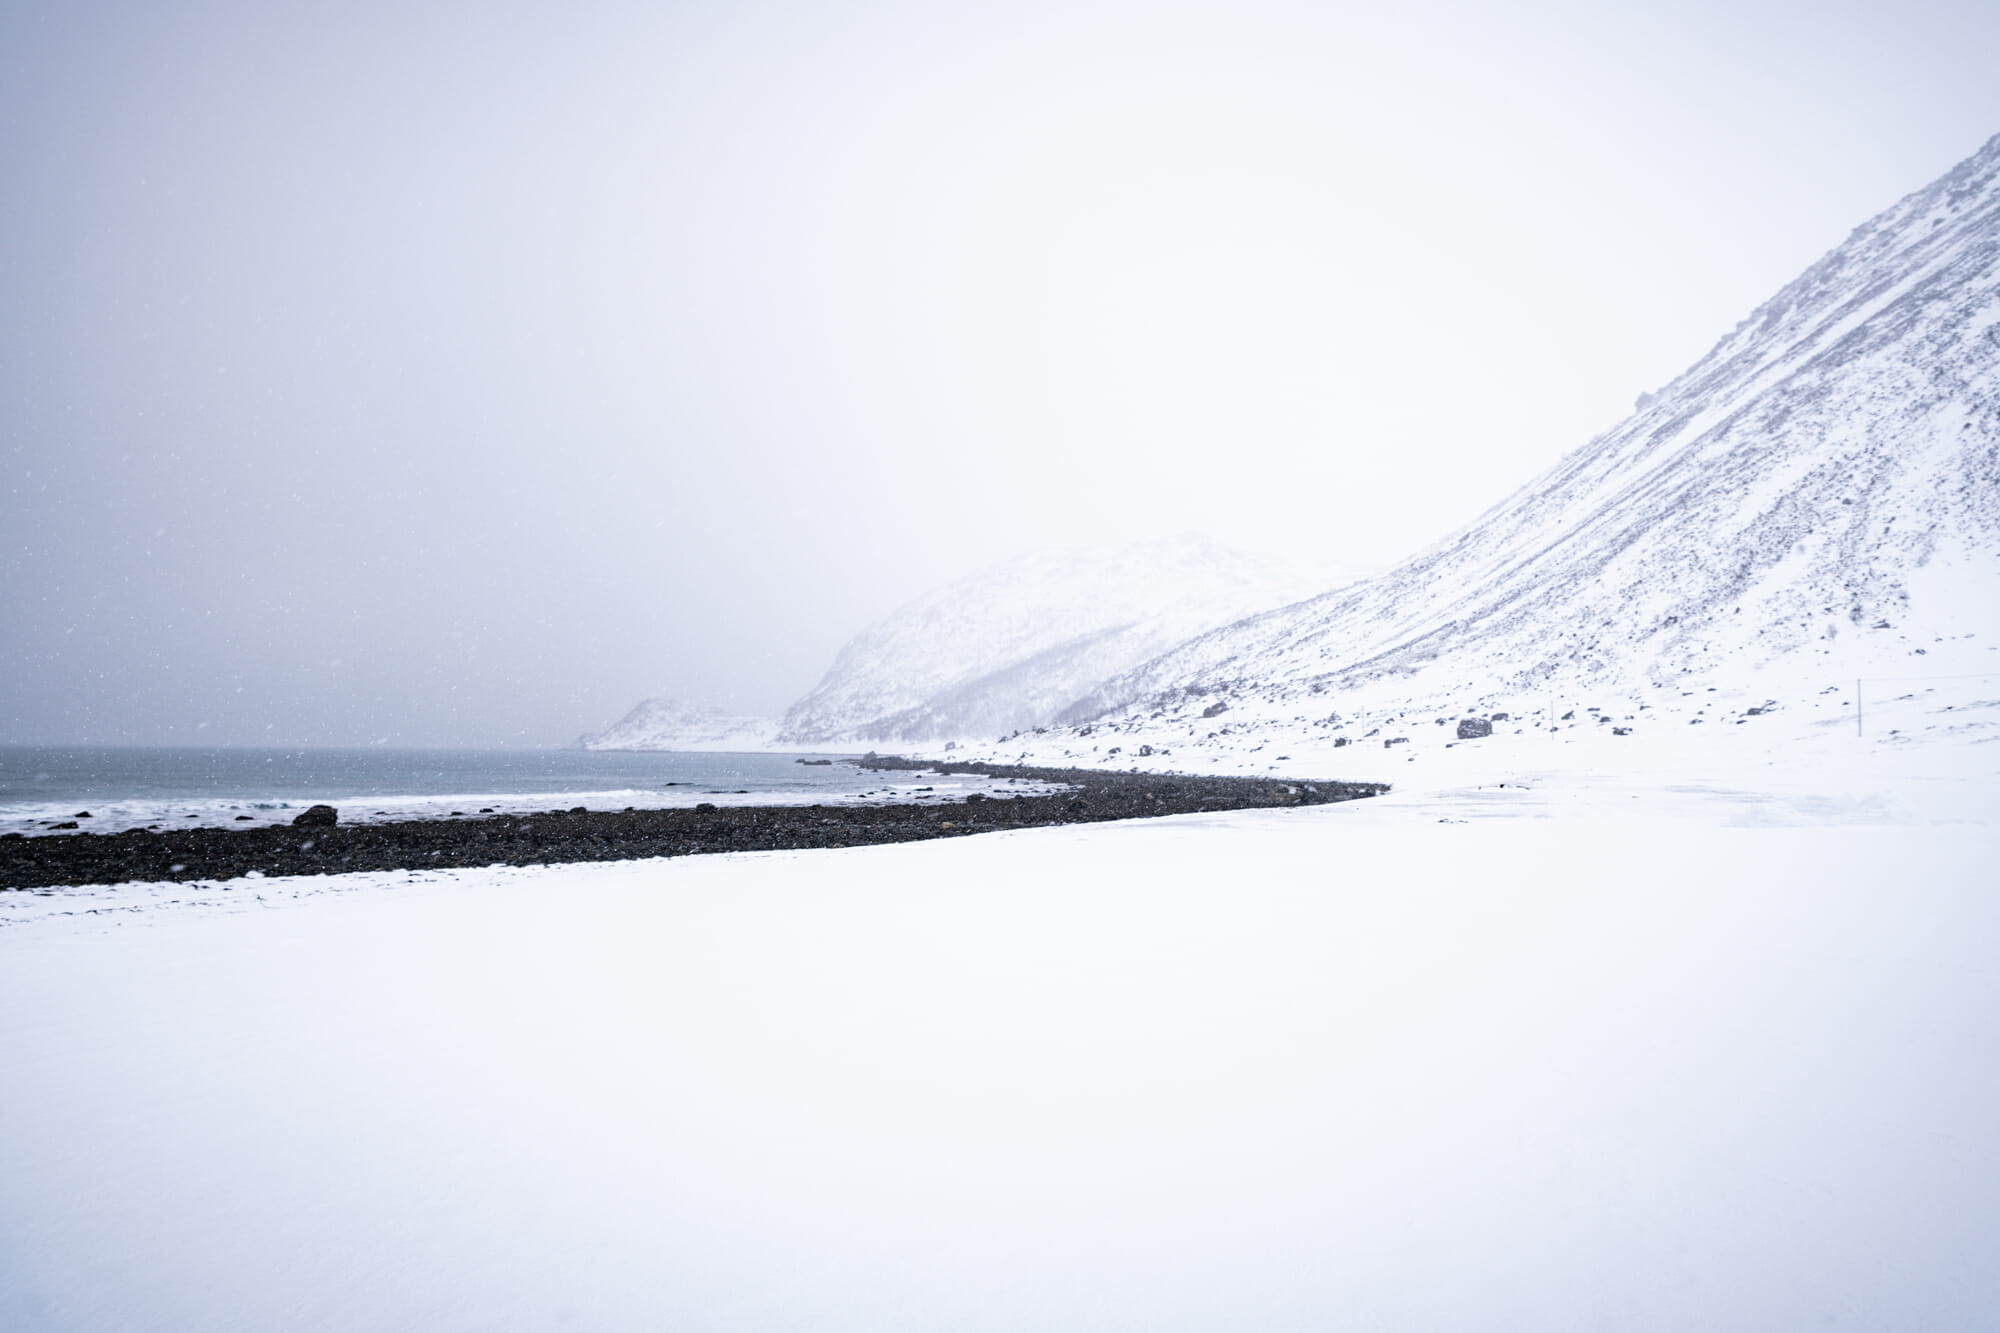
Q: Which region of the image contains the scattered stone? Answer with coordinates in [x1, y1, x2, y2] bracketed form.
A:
[1488, 713, 1509, 722]
[292, 805, 339, 828]
[1456, 718, 1494, 739]
[1201, 702, 1229, 718]
[2, 761, 1391, 889]
[1613, 726, 1632, 736]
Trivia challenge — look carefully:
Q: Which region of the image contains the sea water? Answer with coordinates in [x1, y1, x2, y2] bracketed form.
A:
[0, 747, 1026, 835]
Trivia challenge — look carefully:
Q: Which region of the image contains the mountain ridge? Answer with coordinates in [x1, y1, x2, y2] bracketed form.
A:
[775, 534, 1353, 744]
[580, 698, 779, 752]
[1049, 132, 2000, 734]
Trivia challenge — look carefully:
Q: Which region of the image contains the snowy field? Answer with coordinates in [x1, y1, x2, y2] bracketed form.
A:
[3, 743, 1997, 1331]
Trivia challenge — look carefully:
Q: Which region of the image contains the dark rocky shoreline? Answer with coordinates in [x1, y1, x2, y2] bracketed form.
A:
[0, 759, 1388, 890]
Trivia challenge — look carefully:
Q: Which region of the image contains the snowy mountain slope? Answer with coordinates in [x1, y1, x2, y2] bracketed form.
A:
[580, 698, 778, 752]
[1049, 133, 2000, 742]
[777, 535, 1351, 744]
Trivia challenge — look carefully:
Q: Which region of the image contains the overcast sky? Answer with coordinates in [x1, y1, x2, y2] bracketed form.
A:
[5, 0, 1998, 747]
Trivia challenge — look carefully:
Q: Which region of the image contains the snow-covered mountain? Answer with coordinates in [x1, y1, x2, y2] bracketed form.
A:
[1034, 132, 2000, 750]
[776, 535, 1352, 745]
[580, 698, 778, 752]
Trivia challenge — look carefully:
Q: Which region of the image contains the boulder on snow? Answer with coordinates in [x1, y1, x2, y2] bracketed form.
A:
[1456, 717, 1494, 739]
[292, 804, 339, 828]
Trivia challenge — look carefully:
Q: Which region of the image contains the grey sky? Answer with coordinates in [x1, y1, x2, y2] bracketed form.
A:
[5, 0, 1998, 746]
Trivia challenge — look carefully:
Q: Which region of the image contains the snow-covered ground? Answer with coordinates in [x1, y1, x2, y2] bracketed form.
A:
[4, 740, 1995, 1331]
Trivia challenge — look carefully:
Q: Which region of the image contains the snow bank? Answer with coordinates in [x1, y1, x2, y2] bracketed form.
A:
[4, 778, 1996, 1330]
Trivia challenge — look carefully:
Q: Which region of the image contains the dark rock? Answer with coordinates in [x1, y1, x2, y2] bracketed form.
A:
[1332, 737, 1349, 747]
[75, 811, 92, 818]
[1613, 727, 1632, 736]
[292, 805, 339, 828]
[3, 761, 1391, 889]
[1456, 717, 1494, 739]
[1488, 713, 1509, 722]
[1201, 701, 1229, 718]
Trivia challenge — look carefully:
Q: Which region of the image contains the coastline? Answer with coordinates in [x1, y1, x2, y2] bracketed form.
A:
[1, 760, 1388, 889]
